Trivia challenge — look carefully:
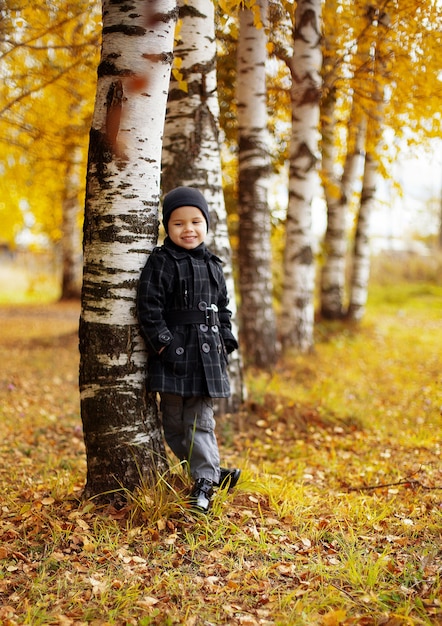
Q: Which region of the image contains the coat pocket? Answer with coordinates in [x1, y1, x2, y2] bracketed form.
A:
[161, 331, 187, 377]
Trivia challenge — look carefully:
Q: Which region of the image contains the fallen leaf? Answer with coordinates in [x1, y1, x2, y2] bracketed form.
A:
[136, 596, 160, 608]
[321, 608, 347, 625]
[0, 547, 9, 559]
[76, 518, 90, 531]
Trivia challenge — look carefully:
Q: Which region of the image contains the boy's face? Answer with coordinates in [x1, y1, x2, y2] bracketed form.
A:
[167, 206, 207, 250]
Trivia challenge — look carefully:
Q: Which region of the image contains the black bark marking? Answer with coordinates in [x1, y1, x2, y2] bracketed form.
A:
[102, 24, 146, 36]
[87, 128, 112, 189]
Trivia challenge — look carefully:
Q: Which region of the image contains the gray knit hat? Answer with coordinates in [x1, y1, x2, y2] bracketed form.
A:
[162, 187, 210, 233]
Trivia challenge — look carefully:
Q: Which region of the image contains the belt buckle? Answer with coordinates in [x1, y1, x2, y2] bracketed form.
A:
[206, 304, 218, 326]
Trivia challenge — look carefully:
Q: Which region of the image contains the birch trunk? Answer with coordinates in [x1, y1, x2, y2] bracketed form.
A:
[79, 0, 176, 502]
[281, 0, 322, 352]
[347, 149, 377, 320]
[320, 86, 347, 319]
[60, 155, 82, 300]
[348, 8, 387, 321]
[319, 1, 369, 320]
[320, 97, 366, 319]
[347, 108, 382, 321]
[237, 0, 277, 368]
[162, 0, 243, 409]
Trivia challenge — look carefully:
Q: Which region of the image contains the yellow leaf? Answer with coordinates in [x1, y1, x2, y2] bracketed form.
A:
[82, 540, 95, 553]
[321, 609, 347, 626]
[174, 18, 183, 40]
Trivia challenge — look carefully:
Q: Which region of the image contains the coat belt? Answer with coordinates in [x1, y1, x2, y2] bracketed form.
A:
[164, 308, 219, 326]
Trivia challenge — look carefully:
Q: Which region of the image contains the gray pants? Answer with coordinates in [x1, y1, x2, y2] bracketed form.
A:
[159, 393, 220, 483]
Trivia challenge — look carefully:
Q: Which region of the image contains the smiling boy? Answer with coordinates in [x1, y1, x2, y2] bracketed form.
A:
[137, 187, 240, 513]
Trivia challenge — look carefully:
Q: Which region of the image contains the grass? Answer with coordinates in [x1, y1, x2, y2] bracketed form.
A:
[0, 263, 441, 624]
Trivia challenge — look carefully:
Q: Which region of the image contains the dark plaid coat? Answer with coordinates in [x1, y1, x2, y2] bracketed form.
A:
[137, 237, 238, 398]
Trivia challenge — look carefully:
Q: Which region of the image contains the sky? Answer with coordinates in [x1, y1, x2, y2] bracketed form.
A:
[372, 140, 442, 251]
[270, 138, 442, 254]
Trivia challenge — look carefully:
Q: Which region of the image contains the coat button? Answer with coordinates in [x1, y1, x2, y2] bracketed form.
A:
[175, 347, 184, 355]
[198, 301, 208, 311]
[201, 343, 210, 353]
[211, 325, 219, 333]
[159, 332, 171, 343]
[200, 323, 209, 332]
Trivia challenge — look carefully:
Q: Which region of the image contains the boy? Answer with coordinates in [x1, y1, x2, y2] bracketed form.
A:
[137, 186, 240, 513]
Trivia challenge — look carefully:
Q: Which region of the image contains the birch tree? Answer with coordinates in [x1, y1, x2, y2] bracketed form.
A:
[319, 0, 442, 320]
[348, 146, 377, 320]
[319, 0, 367, 320]
[280, 0, 322, 352]
[347, 8, 388, 321]
[60, 150, 83, 300]
[320, 96, 366, 319]
[161, 0, 243, 409]
[79, 0, 176, 502]
[237, 0, 277, 368]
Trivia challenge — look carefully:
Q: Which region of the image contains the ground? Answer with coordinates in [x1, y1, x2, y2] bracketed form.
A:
[0, 295, 441, 625]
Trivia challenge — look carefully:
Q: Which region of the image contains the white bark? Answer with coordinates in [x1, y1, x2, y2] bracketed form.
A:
[162, 0, 223, 237]
[348, 105, 382, 321]
[281, 0, 322, 352]
[320, 97, 366, 318]
[83, 4, 176, 326]
[348, 8, 387, 322]
[348, 150, 376, 320]
[236, 0, 277, 368]
[162, 0, 243, 408]
[80, 0, 176, 500]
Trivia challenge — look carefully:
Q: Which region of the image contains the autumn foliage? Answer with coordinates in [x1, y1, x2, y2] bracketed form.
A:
[1, 276, 441, 624]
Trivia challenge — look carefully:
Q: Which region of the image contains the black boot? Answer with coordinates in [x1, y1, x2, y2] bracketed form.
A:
[217, 467, 241, 490]
[189, 478, 213, 513]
